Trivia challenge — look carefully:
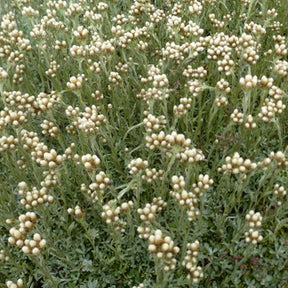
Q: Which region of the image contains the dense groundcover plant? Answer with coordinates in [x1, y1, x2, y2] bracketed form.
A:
[0, 0, 288, 287]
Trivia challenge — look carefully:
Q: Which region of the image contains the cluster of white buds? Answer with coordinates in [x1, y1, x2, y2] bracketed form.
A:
[97, 2, 109, 11]
[68, 205, 85, 218]
[207, 33, 231, 61]
[101, 200, 134, 232]
[13, 64, 26, 84]
[192, 174, 214, 196]
[81, 183, 103, 203]
[19, 183, 54, 209]
[161, 42, 185, 63]
[0, 249, 9, 261]
[31, 145, 64, 168]
[0, 135, 18, 152]
[138, 67, 170, 99]
[21, 233, 47, 256]
[179, 20, 204, 39]
[142, 168, 164, 183]
[209, 13, 224, 28]
[143, 113, 166, 132]
[217, 54, 234, 75]
[170, 189, 196, 207]
[244, 228, 263, 244]
[115, 62, 129, 73]
[0, 107, 28, 128]
[108, 71, 123, 85]
[120, 201, 134, 212]
[67, 74, 85, 90]
[239, 75, 258, 90]
[170, 175, 199, 221]
[137, 197, 167, 223]
[65, 3, 83, 16]
[83, 10, 103, 22]
[82, 172, 110, 202]
[242, 46, 259, 65]
[128, 158, 148, 174]
[273, 35, 287, 56]
[1, 12, 16, 31]
[17, 157, 27, 169]
[91, 171, 110, 191]
[223, 14, 232, 22]
[188, 1, 202, 15]
[20, 130, 39, 151]
[62, 143, 76, 161]
[183, 66, 207, 79]
[6, 279, 23, 288]
[146, 65, 160, 82]
[73, 26, 89, 40]
[274, 184, 287, 206]
[137, 225, 151, 239]
[111, 25, 125, 36]
[101, 202, 123, 231]
[267, 8, 278, 17]
[145, 131, 191, 151]
[8, 212, 46, 255]
[274, 60, 288, 76]
[30, 24, 46, 38]
[173, 97, 192, 116]
[187, 79, 202, 97]
[45, 60, 60, 77]
[152, 74, 169, 88]
[214, 96, 228, 107]
[136, 87, 169, 101]
[216, 79, 231, 93]
[41, 171, 57, 188]
[245, 210, 262, 228]
[238, 33, 255, 49]
[148, 229, 180, 271]
[258, 98, 276, 122]
[269, 85, 284, 101]
[41, 120, 59, 138]
[146, 131, 203, 163]
[269, 85, 285, 101]
[8, 50, 24, 63]
[230, 109, 244, 124]
[81, 154, 100, 172]
[22, 6, 39, 16]
[166, 15, 182, 34]
[112, 14, 127, 25]
[186, 196, 201, 221]
[8, 226, 28, 248]
[138, 40, 148, 50]
[88, 60, 101, 73]
[69, 45, 86, 58]
[173, 148, 205, 164]
[244, 114, 257, 129]
[3, 91, 34, 110]
[70, 105, 107, 134]
[182, 240, 204, 282]
[31, 91, 61, 116]
[269, 150, 287, 168]
[40, 9, 65, 30]
[218, 152, 257, 174]
[171, 175, 185, 192]
[91, 90, 103, 101]
[245, 211, 263, 245]
[271, 21, 283, 32]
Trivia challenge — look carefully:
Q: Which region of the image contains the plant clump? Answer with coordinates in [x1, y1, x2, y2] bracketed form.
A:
[0, 0, 288, 286]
